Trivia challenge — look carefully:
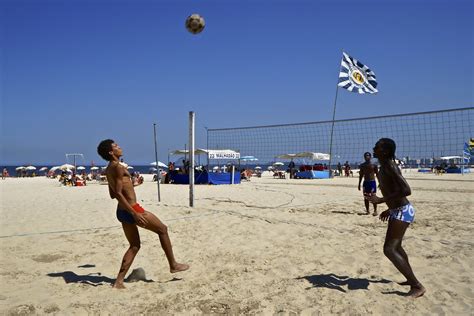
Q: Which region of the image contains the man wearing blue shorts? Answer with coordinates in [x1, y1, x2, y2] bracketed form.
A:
[366, 138, 425, 298]
[358, 152, 378, 215]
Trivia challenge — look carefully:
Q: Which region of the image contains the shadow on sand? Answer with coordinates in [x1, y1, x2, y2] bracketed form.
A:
[47, 271, 115, 287]
[296, 273, 391, 293]
[47, 271, 155, 287]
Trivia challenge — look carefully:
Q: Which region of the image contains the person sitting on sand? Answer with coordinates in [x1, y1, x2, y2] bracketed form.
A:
[97, 139, 189, 289]
[358, 152, 379, 216]
[366, 138, 425, 298]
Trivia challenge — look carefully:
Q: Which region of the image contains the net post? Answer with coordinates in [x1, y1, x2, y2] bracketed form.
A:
[189, 111, 195, 207]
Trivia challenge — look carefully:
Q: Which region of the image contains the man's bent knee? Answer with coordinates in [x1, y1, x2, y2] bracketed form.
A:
[130, 244, 141, 252]
[156, 224, 168, 235]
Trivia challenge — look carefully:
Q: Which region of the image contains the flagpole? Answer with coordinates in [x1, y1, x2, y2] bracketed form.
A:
[328, 50, 344, 178]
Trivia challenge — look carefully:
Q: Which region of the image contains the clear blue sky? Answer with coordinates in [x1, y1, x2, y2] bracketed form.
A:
[1, 0, 472, 165]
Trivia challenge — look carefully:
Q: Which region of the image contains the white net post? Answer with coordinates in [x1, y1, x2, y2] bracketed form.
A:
[189, 111, 195, 207]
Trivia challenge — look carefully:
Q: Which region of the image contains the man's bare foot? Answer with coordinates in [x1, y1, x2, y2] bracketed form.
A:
[408, 285, 426, 298]
[170, 263, 190, 273]
[373, 211, 378, 216]
[397, 280, 411, 286]
[113, 282, 126, 289]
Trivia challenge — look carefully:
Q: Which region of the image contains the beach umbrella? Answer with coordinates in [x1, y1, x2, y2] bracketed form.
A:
[255, 166, 262, 170]
[212, 166, 219, 170]
[25, 166, 36, 171]
[273, 162, 284, 166]
[60, 164, 75, 171]
[267, 166, 274, 170]
[150, 167, 158, 171]
[90, 166, 99, 170]
[39, 167, 48, 171]
[15, 166, 25, 171]
[127, 166, 134, 169]
[77, 166, 86, 170]
[150, 161, 168, 168]
[49, 166, 61, 172]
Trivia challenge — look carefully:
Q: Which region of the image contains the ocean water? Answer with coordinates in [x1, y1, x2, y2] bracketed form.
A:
[0, 163, 293, 177]
[0, 165, 157, 177]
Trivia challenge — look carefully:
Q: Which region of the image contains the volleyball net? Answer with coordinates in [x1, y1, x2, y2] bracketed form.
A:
[207, 107, 474, 168]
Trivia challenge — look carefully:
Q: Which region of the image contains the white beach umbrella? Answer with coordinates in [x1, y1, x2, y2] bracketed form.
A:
[76, 166, 86, 170]
[273, 162, 284, 166]
[127, 166, 134, 169]
[150, 161, 168, 168]
[50, 166, 61, 172]
[15, 166, 25, 171]
[25, 166, 36, 171]
[60, 164, 75, 171]
[150, 167, 158, 171]
[39, 167, 48, 171]
[255, 166, 262, 170]
[212, 166, 219, 170]
[90, 166, 99, 170]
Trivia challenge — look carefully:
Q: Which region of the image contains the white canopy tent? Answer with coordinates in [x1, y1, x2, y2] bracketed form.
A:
[277, 152, 330, 162]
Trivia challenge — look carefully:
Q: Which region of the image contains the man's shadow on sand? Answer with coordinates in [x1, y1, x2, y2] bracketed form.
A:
[47, 271, 116, 287]
[296, 273, 391, 293]
[47, 265, 154, 287]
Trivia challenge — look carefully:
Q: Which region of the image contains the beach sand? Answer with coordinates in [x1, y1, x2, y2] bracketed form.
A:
[1, 171, 473, 315]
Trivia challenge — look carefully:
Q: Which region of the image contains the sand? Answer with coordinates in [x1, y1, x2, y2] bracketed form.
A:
[0, 171, 473, 315]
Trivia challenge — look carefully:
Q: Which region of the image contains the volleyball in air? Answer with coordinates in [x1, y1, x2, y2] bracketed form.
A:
[185, 14, 205, 34]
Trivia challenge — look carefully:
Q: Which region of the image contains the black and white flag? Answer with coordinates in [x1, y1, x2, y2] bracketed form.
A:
[338, 52, 378, 94]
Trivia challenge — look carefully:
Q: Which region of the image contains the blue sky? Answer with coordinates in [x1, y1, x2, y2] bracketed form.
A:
[1, 0, 472, 165]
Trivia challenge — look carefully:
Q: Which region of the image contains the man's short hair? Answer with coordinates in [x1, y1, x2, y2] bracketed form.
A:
[378, 138, 396, 160]
[364, 152, 371, 157]
[97, 139, 114, 161]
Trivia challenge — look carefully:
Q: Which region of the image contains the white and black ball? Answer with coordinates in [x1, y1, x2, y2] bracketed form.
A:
[185, 14, 205, 34]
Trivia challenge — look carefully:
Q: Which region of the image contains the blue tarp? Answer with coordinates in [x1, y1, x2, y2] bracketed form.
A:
[170, 172, 241, 185]
[295, 170, 330, 179]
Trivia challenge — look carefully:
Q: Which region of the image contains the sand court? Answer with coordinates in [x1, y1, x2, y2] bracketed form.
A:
[1, 173, 473, 314]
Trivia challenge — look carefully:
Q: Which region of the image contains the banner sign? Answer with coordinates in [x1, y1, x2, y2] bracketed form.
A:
[208, 150, 240, 160]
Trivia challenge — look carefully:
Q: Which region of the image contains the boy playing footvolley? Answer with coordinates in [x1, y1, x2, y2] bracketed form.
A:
[358, 152, 378, 216]
[97, 139, 189, 289]
[366, 138, 425, 298]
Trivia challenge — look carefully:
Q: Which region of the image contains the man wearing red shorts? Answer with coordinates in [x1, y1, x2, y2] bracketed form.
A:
[97, 139, 189, 289]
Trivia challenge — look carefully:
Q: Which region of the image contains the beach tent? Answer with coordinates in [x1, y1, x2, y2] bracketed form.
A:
[276, 152, 330, 179]
[295, 152, 330, 160]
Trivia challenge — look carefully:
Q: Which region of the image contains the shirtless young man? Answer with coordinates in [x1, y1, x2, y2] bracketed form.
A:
[358, 152, 378, 216]
[97, 139, 189, 289]
[366, 138, 425, 298]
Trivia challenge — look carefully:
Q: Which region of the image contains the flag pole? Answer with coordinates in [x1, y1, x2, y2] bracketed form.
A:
[153, 123, 161, 202]
[328, 50, 344, 178]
